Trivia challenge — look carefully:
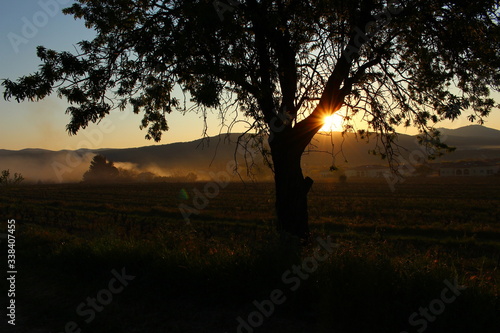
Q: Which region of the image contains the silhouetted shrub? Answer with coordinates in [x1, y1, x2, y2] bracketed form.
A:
[0, 169, 24, 187]
[83, 155, 119, 183]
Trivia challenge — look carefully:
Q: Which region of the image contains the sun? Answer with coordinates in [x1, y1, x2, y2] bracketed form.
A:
[320, 113, 344, 132]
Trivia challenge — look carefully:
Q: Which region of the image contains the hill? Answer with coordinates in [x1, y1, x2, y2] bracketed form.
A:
[437, 125, 500, 138]
[1, 125, 499, 183]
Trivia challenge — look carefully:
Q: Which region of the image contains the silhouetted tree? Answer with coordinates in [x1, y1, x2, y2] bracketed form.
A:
[3, 0, 499, 239]
[83, 154, 119, 183]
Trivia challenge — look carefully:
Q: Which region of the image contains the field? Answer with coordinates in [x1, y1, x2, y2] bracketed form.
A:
[1, 177, 499, 333]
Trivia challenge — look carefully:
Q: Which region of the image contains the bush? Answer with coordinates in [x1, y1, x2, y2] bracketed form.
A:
[0, 169, 24, 186]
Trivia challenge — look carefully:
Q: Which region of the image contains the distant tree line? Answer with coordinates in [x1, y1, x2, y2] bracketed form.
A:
[82, 155, 198, 183]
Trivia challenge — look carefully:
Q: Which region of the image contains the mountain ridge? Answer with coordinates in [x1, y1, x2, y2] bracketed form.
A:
[436, 125, 500, 138]
[1, 125, 499, 183]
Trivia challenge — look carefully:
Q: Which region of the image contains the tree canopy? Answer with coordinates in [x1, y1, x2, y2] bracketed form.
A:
[3, 1, 499, 149]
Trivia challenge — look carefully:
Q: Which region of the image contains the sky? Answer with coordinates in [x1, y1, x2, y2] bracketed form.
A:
[0, 1, 499, 151]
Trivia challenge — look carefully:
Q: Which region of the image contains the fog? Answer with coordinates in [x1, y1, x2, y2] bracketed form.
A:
[0, 150, 218, 183]
[0, 150, 94, 183]
[114, 161, 173, 177]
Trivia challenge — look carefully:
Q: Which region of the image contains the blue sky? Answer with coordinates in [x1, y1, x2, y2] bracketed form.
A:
[0, 1, 499, 151]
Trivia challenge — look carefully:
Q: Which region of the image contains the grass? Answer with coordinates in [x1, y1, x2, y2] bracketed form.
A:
[0, 177, 499, 332]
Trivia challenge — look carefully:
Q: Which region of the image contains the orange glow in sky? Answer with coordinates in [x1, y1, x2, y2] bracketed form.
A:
[320, 113, 344, 132]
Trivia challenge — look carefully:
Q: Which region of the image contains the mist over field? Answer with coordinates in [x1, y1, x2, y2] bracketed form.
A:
[1, 125, 499, 183]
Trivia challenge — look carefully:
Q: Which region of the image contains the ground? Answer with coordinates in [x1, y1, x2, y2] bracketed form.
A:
[0, 177, 499, 332]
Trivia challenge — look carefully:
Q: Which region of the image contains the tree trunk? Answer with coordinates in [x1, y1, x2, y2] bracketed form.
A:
[271, 133, 313, 240]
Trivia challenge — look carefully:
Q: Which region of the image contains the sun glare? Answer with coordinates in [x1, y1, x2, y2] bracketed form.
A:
[320, 113, 344, 132]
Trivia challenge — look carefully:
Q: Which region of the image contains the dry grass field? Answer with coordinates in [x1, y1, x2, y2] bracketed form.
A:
[0, 177, 499, 332]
